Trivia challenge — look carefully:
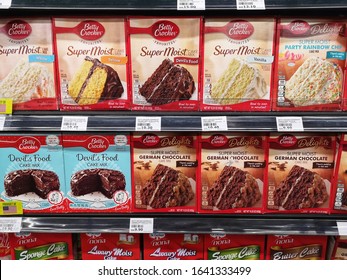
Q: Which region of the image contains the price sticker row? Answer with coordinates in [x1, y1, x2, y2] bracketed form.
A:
[0, 217, 22, 233]
[177, 0, 205, 10]
[129, 218, 154, 233]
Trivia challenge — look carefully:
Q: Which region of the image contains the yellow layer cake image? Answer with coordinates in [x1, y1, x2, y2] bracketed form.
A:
[0, 60, 54, 103]
[285, 57, 342, 107]
[211, 58, 267, 105]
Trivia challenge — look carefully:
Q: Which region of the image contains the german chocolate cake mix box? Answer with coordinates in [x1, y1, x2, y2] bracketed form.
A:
[266, 133, 336, 214]
[199, 133, 267, 214]
[0, 18, 58, 110]
[143, 233, 204, 260]
[80, 233, 141, 260]
[266, 235, 328, 260]
[9, 232, 74, 260]
[204, 234, 265, 260]
[202, 18, 276, 111]
[53, 17, 129, 110]
[63, 133, 131, 213]
[0, 134, 66, 213]
[273, 18, 346, 111]
[128, 17, 202, 111]
[132, 132, 198, 213]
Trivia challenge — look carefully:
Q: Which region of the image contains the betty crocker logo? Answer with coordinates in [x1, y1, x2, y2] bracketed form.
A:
[85, 136, 109, 153]
[288, 20, 310, 35]
[142, 134, 160, 146]
[210, 134, 228, 147]
[227, 20, 254, 40]
[3, 20, 32, 40]
[151, 20, 180, 41]
[278, 134, 297, 147]
[17, 137, 41, 154]
[77, 20, 105, 40]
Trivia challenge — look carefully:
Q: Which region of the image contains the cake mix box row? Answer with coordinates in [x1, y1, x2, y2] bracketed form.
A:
[2, 16, 347, 111]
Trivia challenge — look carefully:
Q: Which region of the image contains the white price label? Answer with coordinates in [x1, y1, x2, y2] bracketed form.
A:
[276, 117, 304, 132]
[129, 218, 154, 233]
[337, 222, 347, 236]
[61, 116, 88, 131]
[135, 117, 161, 131]
[0, 116, 5, 130]
[201, 116, 228, 131]
[177, 0, 205, 10]
[0, 0, 11, 9]
[236, 0, 265, 10]
[0, 217, 22, 233]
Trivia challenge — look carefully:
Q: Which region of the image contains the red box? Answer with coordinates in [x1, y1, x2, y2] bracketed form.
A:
[330, 236, 347, 260]
[0, 233, 11, 260]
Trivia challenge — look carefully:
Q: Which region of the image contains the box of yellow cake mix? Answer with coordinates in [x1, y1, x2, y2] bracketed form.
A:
[202, 18, 276, 111]
[0, 18, 58, 111]
[53, 17, 129, 111]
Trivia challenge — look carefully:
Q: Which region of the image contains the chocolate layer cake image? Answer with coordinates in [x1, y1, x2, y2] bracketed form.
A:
[68, 56, 124, 105]
[211, 58, 267, 105]
[140, 164, 194, 208]
[71, 168, 125, 199]
[274, 165, 328, 210]
[285, 57, 342, 107]
[207, 166, 261, 210]
[139, 58, 195, 105]
[4, 169, 60, 199]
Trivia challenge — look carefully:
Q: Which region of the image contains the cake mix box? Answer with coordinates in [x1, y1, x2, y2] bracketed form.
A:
[266, 235, 328, 260]
[199, 133, 267, 214]
[132, 132, 198, 213]
[9, 232, 74, 260]
[330, 236, 347, 260]
[204, 234, 265, 260]
[267, 133, 336, 214]
[63, 133, 131, 213]
[0, 134, 66, 213]
[0, 18, 58, 110]
[53, 17, 129, 110]
[0, 233, 11, 260]
[128, 17, 202, 111]
[143, 233, 204, 260]
[202, 18, 276, 111]
[80, 233, 141, 260]
[273, 18, 347, 111]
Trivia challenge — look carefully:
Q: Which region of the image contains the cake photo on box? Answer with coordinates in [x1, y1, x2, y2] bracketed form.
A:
[139, 58, 195, 105]
[140, 164, 194, 208]
[70, 168, 125, 199]
[207, 165, 261, 210]
[211, 58, 267, 105]
[284, 57, 342, 107]
[68, 56, 124, 105]
[274, 165, 328, 210]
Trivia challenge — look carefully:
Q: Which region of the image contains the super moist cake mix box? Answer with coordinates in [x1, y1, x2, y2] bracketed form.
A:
[128, 17, 202, 111]
[0, 18, 58, 111]
[80, 233, 141, 260]
[132, 132, 198, 213]
[266, 235, 328, 260]
[63, 133, 131, 213]
[53, 17, 129, 110]
[273, 18, 347, 111]
[202, 18, 276, 111]
[143, 233, 204, 260]
[266, 133, 336, 214]
[199, 133, 267, 214]
[0, 134, 66, 213]
[204, 234, 265, 260]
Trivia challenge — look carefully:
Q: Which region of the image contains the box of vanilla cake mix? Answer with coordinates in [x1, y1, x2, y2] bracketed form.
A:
[266, 133, 336, 214]
[0, 134, 66, 213]
[273, 18, 346, 111]
[53, 17, 129, 110]
[63, 133, 131, 213]
[199, 133, 267, 214]
[132, 132, 198, 213]
[128, 17, 202, 111]
[0, 18, 58, 110]
[202, 18, 276, 111]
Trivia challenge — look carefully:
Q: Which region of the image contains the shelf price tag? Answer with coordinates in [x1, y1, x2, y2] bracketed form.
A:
[61, 116, 88, 131]
[0, 0, 11, 9]
[135, 117, 161, 131]
[177, 0, 205, 10]
[0, 217, 22, 233]
[0, 201, 23, 216]
[337, 222, 347, 236]
[201, 116, 228, 131]
[0, 98, 13, 115]
[276, 117, 304, 132]
[0, 116, 5, 131]
[236, 0, 265, 10]
[129, 218, 154, 233]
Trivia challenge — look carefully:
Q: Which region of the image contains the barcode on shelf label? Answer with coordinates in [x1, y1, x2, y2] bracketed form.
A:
[0, 116, 5, 131]
[201, 116, 228, 131]
[135, 117, 161, 131]
[0, 217, 22, 233]
[61, 116, 88, 131]
[129, 218, 154, 233]
[0, 0, 11, 9]
[337, 222, 347, 236]
[236, 0, 265, 10]
[276, 117, 304, 132]
[177, 0, 205, 10]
